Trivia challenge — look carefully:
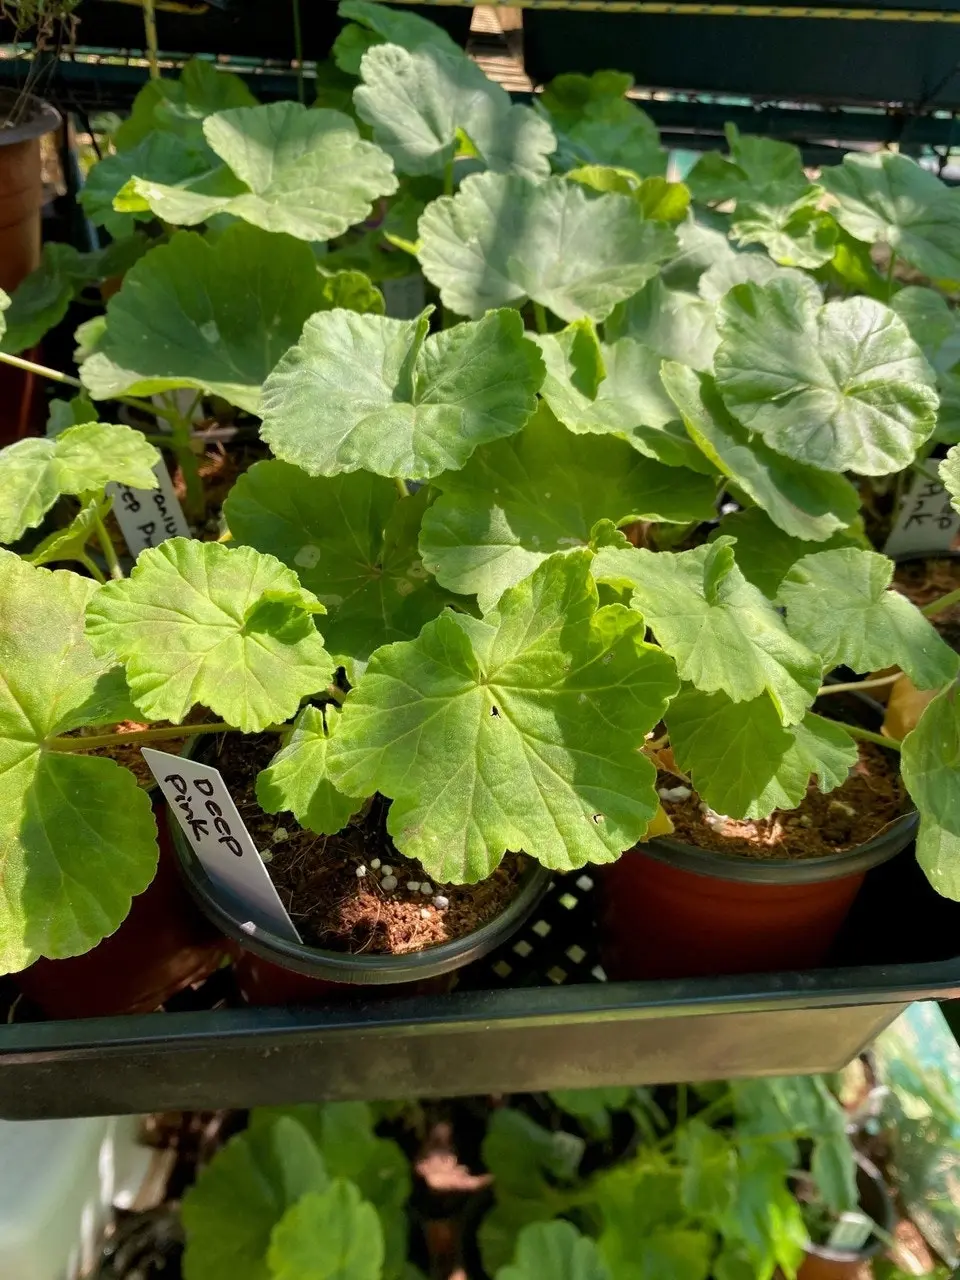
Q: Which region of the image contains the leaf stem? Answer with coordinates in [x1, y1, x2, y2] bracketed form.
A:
[923, 586, 960, 618]
[817, 672, 902, 696]
[0, 350, 162, 418]
[885, 250, 898, 301]
[93, 512, 124, 581]
[78, 553, 107, 584]
[394, 477, 410, 499]
[832, 721, 901, 751]
[46, 721, 285, 752]
[533, 301, 549, 335]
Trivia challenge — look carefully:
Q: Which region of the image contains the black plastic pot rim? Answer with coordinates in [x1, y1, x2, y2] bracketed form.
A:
[801, 1154, 895, 1264]
[0, 90, 60, 144]
[170, 814, 553, 986]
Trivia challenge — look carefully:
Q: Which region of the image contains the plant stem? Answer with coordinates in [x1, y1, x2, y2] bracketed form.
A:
[923, 586, 960, 618]
[533, 301, 549, 335]
[46, 720, 284, 752]
[817, 672, 903, 696]
[833, 721, 901, 751]
[93, 512, 124, 581]
[0, 350, 161, 418]
[394, 477, 409, 499]
[142, 0, 160, 79]
[291, 0, 305, 104]
[78, 553, 107, 584]
[885, 250, 898, 300]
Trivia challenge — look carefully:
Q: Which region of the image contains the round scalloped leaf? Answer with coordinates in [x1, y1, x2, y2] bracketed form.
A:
[417, 172, 677, 322]
[498, 1222, 611, 1280]
[778, 548, 959, 690]
[604, 278, 718, 372]
[119, 102, 398, 242]
[268, 1180, 384, 1280]
[915, 818, 960, 901]
[354, 43, 554, 181]
[535, 320, 714, 472]
[259, 307, 543, 481]
[327, 552, 679, 883]
[687, 125, 809, 207]
[0, 423, 160, 545]
[890, 286, 960, 374]
[0, 553, 159, 974]
[941, 446, 960, 515]
[419, 406, 719, 612]
[660, 363, 860, 542]
[666, 689, 858, 820]
[224, 462, 450, 672]
[901, 685, 960, 837]
[593, 539, 821, 725]
[335, 0, 460, 74]
[80, 224, 336, 413]
[539, 72, 664, 178]
[82, 132, 220, 239]
[715, 276, 938, 476]
[257, 706, 362, 838]
[730, 190, 837, 270]
[819, 151, 960, 282]
[710, 510, 860, 598]
[85, 539, 334, 733]
[115, 56, 259, 151]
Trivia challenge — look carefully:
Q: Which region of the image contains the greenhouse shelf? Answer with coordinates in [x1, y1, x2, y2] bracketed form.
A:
[1, 853, 958, 1120]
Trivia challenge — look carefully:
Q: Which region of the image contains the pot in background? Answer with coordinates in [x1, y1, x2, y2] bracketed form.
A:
[796, 1155, 895, 1280]
[16, 802, 231, 1019]
[171, 817, 552, 1004]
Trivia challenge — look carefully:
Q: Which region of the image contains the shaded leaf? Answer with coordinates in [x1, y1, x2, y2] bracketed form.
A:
[687, 124, 809, 207]
[334, 0, 460, 74]
[268, 1181, 383, 1280]
[256, 706, 362, 836]
[710, 509, 861, 597]
[498, 1221, 610, 1280]
[604, 277, 718, 372]
[678, 1119, 737, 1217]
[539, 72, 664, 177]
[115, 56, 258, 151]
[82, 131, 219, 238]
[901, 685, 960, 836]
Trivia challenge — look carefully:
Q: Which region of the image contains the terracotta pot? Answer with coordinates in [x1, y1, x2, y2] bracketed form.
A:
[16, 801, 230, 1019]
[601, 813, 917, 981]
[796, 1155, 895, 1279]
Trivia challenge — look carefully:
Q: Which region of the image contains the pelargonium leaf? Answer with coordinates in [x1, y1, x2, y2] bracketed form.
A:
[268, 1180, 384, 1280]
[890, 286, 960, 374]
[0, 553, 159, 974]
[115, 56, 258, 152]
[419, 406, 718, 611]
[119, 102, 398, 242]
[0, 422, 160, 545]
[730, 190, 838, 270]
[497, 1222, 611, 1280]
[566, 168, 689, 223]
[778, 548, 959, 690]
[417, 171, 677, 322]
[666, 689, 858, 820]
[82, 131, 220, 239]
[687, 124, 809, 207]
[536, 320, 714, 471]
[941, 446, 960, 514]
[334, 0, 460, 74]
[355, 43, 554, 181]
[181, 1115, 328, 1280]
[80, 223, 337, 413]
[819, 151, 960, 283]
[604, 278, 718, 372]
[715, 275, 938, 475]
[538, 72, 664, 178]
[901, 684, 960, 836]
[224, 462, 450, 674]
[327, 552, 679, 883]
[1, 243, 91, 355]
[697, 252, 805, 305]
[914, 818, 960, 901]
[710, 510, 861, 598]
[256, 706, 362, 837]
[678, 1121, 737, 1217]
[593, 538, 821, 724]
[661, 363, 860, 542]
[85, 539, 334, 733]
[259, 307, 543, 481]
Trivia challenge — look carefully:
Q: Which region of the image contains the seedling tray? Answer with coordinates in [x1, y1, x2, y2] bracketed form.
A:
[1, 848, 958, 1119]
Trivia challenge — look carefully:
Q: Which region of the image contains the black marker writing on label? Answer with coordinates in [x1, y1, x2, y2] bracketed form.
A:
[165, 772, 244, 856]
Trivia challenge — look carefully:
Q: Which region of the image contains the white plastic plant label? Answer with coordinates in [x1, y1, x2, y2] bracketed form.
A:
[884, 470, 960, 556]
[108, 462, 191, 557]
[826, 1212, 874, 1252]
[382, 273, 426, 320]
[141, 747, 302, 943]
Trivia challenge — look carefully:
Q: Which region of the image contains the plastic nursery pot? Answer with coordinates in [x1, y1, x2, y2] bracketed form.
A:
[16, 801, 231, 1020]
[0, 89, 59, 295]
[795, 1155, 896, 1280]
[170, 817, 552, 1005]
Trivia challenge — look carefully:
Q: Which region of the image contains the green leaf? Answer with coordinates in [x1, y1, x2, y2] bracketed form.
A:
[82, 131, 219, 238]
[710, 509, 861, 597]
[0, 422, 160, 545]
[182, 1116, 328, 1280]
[604, 278, 718, 373]
[661, 363, 860, 542]
[566, 168, 689, 223]
[267, 1181, 383, 1280]
[318, 268, 385, 316]
[419, 406, 718, 611]
[547, 1088, 631, 1140]
[688, 124, 809, 207]
[85, 539, 334, 733]
[498, 1222, 610, 1280]
[666, 689, 857, 819]
[594, 1158, 713, 1280]
[355, 43, 554, 181]
[115, 56, 258, 152]
[417, 171, 677, 322]
[902, 685, 960, 837]
[225, 462, 449, 672]
[697, 252, 804, 305]
[46, 392, 99, 438]
[0, 553, 159, 974]
[24, 495, 112, 570]
[80, 223, 336, 413]
[721, 1147, 807, 1280]
[778, 548, 959, 689]
[593, 540, 820, 724]
[731, 189, 838, 270]
[0, 243, 83, 354]
[256, 706, 363, 836]
[819, 151, 960, 282]
[535, 321, 715, 471]
[327, 552, 678, 881]
[715, 275, 938, 476]
[259, 307, 543, 481]
[941, 446, 960, 514]
[120, 102, 398, 242]
[915, 817, 960, 900]
[678, 1119, 737, 1217]
[539, 72, 664, 178]
[483, 1107, 585, 1199]
[890, 286, 960, 374]
[334, 0, 460, 74]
